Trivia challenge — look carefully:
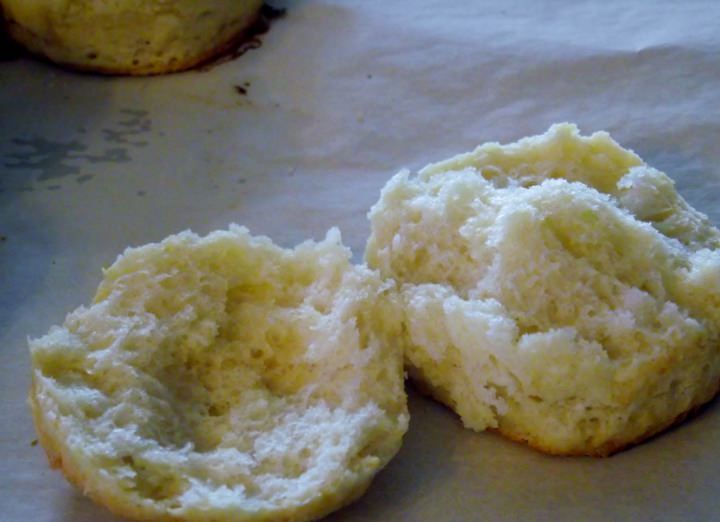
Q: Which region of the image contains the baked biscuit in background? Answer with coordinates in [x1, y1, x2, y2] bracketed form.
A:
[30, 226, 408, 521]
[366, 123, 720, 456]
[0, 0, 264, 74]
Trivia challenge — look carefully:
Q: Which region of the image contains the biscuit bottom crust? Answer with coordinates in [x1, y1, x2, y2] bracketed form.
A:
[500, 382, 720, 457]
[408, 366, 720, 457]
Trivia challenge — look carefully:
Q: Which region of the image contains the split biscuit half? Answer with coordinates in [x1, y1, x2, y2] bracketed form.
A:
[30, 226, 408, 521]
[366, 123, 720, 456]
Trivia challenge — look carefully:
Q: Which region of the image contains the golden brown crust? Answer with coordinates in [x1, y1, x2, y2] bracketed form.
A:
[30, 376, 180, 522]
[3, 9, 262, 76]
[29, 378, 62, 470]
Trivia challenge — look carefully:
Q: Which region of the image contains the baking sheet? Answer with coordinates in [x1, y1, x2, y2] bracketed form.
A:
[2, 1, 720, 520]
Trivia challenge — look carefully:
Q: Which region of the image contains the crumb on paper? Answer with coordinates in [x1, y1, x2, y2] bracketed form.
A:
[31, 439, 38, 447]
[234, 85, 248, 95]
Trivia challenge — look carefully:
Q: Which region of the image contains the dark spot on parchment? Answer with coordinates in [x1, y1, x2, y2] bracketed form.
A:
[195, 3, 287, 72]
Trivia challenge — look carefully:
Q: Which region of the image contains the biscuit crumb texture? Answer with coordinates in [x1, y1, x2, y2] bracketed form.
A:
[366, 123, 720, 456]
[1, 0, 263, 74]
[30, 226, 408, 521]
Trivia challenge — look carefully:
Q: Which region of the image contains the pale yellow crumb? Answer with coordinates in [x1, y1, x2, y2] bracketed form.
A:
[30, 225, 408, 521]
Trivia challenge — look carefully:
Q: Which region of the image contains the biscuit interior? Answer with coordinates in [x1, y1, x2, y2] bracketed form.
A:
[30, 226, 408, 521]
[366, 123, 720, 456]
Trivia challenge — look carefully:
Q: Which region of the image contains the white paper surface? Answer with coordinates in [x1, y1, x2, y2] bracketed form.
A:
[2, 1, 720, 520]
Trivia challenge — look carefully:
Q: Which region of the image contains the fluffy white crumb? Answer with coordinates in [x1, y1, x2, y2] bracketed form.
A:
[366, 123, 720, 456]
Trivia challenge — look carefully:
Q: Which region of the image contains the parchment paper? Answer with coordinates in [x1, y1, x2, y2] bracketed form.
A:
[2, 1, 720, 520]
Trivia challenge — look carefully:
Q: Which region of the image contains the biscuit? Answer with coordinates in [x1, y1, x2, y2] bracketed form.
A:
[1, 0, 263, 74]
[366, 123, 720, 456]
[30, 226, 408, 521]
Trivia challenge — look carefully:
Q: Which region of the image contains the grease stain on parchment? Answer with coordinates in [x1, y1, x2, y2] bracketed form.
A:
[1, 109, 151, 192]
[101, 109, 151, 146]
